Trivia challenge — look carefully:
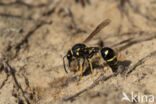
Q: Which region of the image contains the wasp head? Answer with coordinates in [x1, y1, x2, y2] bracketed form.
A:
[63, 50, 73, 74]
[67, 50, 72, 60]
[67, 50, 73, 67]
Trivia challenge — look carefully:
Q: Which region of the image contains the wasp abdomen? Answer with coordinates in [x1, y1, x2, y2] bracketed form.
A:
[101, 47, 118, 72]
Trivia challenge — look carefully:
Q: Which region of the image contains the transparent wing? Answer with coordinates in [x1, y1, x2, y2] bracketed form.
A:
[83, 19, 111, 43]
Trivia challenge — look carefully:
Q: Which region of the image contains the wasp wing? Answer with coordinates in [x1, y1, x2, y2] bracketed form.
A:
[83, 19, 111, 43]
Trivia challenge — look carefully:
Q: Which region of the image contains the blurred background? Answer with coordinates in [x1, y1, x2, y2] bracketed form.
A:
[0, 0, 156, 104]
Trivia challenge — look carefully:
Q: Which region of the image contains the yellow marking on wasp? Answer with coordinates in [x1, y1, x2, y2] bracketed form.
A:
[105, 50, 109, 57]
[76, 52, 79, 56]
[77, 48, 80, 51]
[107, 56, 117, 62]
[71, 50, 73, 55]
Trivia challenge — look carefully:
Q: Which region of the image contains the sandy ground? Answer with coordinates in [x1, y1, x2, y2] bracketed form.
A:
[0, 0, 156, 104]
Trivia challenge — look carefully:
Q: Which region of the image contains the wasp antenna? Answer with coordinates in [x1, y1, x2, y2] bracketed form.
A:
[63, 55, 68, 73]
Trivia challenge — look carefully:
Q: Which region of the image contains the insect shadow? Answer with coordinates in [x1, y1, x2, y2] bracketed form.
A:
[83, 59, 131, 76]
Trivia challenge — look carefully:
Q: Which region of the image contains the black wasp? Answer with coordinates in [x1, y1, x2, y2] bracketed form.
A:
[63, 19, 119, 76]
[63, 43, 99, 76]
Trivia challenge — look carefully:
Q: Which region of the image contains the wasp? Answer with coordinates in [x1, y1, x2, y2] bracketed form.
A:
[63, 43, 99, 76]
[63, 19, 119, 76]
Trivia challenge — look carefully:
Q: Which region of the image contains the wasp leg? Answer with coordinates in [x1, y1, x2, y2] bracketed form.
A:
[87, 59, 93, 74]
[79, 57, 85, 78]
[76, 58, 80, 72]
[80, 66, 83, 78]
[76, 66, 79, 72]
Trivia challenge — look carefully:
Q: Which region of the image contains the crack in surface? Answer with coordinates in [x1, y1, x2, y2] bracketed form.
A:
[126, 50, 156, 76]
